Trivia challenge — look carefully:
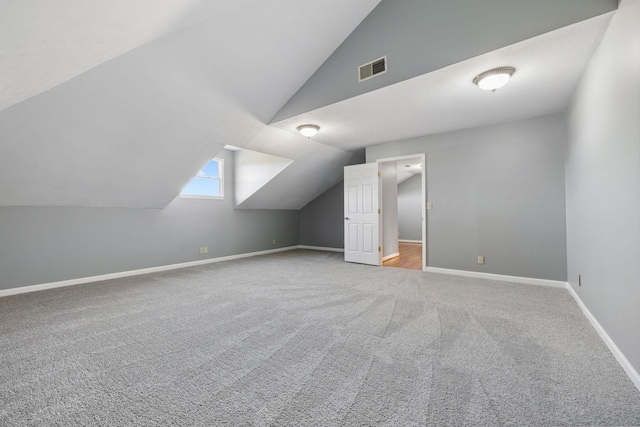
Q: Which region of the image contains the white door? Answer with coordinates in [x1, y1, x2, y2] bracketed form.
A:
[344, 163, 380, 265]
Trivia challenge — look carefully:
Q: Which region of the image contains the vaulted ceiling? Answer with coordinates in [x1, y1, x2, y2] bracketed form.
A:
[0, 0, 617, 209]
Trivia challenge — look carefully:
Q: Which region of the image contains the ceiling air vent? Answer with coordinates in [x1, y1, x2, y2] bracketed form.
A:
[358, 56, 387, 82]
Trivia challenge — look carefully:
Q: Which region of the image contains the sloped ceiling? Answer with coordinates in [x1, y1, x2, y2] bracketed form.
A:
[272, 12, 615, 151]
[0, 0, 617, 209]
[234, 150, 294, 208]
[1, 0, 207, 112]
[235, 139, 354, 210]
[0, 0, 379, 208]
[272, 0, 617, 122]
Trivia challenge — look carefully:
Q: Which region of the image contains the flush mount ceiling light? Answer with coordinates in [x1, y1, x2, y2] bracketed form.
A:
[473, 67, 516, 92]
[297, 124, 320, 138]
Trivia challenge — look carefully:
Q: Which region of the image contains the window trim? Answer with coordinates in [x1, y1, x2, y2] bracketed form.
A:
[179, 157, 224, 200]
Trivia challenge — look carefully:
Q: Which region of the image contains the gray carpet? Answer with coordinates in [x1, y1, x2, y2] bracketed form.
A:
[1, 249, 639, 426]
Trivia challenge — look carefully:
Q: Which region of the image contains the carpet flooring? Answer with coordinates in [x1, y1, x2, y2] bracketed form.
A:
[1, 249, 639, 426]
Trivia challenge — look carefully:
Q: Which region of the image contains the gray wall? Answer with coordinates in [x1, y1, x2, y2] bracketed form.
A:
[566, 0, 640, 374]
[299, 181, 344, 249]
[0, 149, 299, 291]
[368, 113, 567, 281]
[398, 175, 422, 241]
[381, 161, 398, 257]
[298, 149, 365, 249]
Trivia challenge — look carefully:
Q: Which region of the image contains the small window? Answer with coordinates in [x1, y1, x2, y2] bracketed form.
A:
[180, 158, 224, 199]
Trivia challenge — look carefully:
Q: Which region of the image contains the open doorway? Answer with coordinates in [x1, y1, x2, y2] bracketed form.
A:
[342, 155, 425, 269]
[378, 155, 425, 271]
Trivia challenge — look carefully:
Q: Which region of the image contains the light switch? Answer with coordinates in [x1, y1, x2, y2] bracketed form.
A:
[427, 202, 433, 210]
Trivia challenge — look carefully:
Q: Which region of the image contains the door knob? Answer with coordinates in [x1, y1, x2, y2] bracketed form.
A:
[344, 217, 350, 220]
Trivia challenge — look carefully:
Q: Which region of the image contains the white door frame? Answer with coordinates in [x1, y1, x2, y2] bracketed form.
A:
[376, 154, 426, 270]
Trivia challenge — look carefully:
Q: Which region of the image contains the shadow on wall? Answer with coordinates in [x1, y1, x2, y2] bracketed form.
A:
[298, 150, 365, 249]
[398, 174, 422, 241]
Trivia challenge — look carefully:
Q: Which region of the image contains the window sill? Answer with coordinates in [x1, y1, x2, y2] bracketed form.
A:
[179, 194, 224, 200]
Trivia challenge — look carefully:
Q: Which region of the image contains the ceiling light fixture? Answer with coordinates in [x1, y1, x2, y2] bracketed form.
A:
[473, 67, 516, 92]
[297, 124, 320, 138]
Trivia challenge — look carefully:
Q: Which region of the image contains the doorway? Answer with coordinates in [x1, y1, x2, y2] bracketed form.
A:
[379, 154, 426, 271]
[343, 154, 425, 270]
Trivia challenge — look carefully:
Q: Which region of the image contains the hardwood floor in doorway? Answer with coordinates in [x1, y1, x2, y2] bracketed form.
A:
[383, 242, 422, 270]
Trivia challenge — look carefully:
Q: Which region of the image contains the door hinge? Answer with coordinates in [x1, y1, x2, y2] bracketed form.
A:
[378, 246, 381, 252]
[378, 209, 381, 214]
[378, 171, 381, 177]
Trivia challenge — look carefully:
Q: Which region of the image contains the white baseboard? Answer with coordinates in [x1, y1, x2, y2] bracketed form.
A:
[0, 246, 299, 298]
[298, 245, 344, 253]
[566, 284, 640, 392]
[382, 252, 400, 261]
[399, 239, 422, 244]
[424, 266, 567, 288]
[4, 248, 637, 393]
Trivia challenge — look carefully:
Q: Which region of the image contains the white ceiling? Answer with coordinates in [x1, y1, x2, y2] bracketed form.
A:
[0, 1, 616, 209]
[273, 13, 614, 151]
[0, 0, 206, 112]
[396, 159, 422, 184]
[0, 0, 379, 208]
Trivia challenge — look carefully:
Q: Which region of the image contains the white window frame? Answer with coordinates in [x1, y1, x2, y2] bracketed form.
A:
[180, 157, 224, 200]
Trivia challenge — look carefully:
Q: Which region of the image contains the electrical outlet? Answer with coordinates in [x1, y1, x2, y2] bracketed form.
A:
[203, 247, 208, 254]
[272, 238, 276, 245]
[199, 247, 203, 254]
[478, 256, 485, 265]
